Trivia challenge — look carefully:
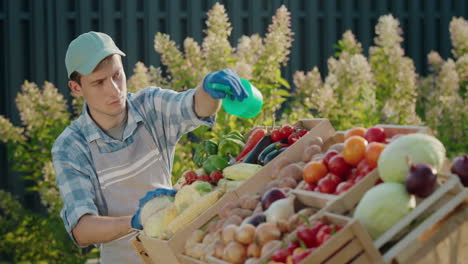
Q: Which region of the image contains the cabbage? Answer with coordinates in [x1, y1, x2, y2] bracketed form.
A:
[143, 203, 178, 238]
[140, 195, 174, 225]
[174, 181, 212, 213]
[378, 133, 446, 183]
[354, 183, 414, 239]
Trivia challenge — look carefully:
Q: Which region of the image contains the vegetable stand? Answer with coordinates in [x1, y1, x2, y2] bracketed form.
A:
[131, 120, 467, 264]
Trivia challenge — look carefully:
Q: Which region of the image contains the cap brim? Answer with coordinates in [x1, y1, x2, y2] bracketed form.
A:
[75, 48, 126, 76]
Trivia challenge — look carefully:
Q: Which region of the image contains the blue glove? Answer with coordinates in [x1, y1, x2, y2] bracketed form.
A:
[203, 69, 249, 101]
[131, 188, 177, 230]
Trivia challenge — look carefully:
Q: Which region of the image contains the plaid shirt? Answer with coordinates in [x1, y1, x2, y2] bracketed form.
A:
[52, 87, 214, 246]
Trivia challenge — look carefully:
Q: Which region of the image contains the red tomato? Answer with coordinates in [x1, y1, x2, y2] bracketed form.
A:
[280, 125, 295, 139]
[271, 129, 284, 142]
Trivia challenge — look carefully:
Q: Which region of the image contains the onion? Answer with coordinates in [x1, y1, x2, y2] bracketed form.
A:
[264, 195, 295, 224]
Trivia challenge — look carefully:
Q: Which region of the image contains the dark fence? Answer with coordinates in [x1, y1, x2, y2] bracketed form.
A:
[1, 0, 467, 200]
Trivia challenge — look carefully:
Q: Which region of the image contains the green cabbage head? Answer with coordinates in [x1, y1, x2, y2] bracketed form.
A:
[354, 182, 414, 239]
[378, 133, 446, 183]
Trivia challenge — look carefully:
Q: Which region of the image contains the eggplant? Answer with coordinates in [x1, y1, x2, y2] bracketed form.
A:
[243, 135, 273, 164]
[263, 147, 288, 165]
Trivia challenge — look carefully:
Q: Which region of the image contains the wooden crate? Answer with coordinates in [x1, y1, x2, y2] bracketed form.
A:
[132, 119, 335, 264]
[234, 118, 335, 197]
[376, 175, 467, 263]
[131, 191, 239, 264]
[257, 212, 384, 264]
[327, 173, 467, 263]
[293, 124, 433, 213]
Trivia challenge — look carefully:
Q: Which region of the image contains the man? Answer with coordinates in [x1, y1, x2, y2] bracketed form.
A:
[52, 31, 248, 263]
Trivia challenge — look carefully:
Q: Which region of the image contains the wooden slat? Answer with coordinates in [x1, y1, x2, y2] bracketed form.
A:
[375, 177, 459, 248]
[383, 189, 468, 263]
[325, 238, 362, 263]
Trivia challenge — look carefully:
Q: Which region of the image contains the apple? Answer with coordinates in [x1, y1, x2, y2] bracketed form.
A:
[322, 150, 339, 167]
[364, 127, 386, 143]
[317, 174, 339, 194]
[327, 155, 352, 178]
[336, 181, 354, 194]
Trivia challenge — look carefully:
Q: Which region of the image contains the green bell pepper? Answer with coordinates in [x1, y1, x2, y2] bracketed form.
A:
[193, 140, 218, 167]
[203, 155, 229, 174]
[223, 131, 246, 143]
[218, 138, 245, 160]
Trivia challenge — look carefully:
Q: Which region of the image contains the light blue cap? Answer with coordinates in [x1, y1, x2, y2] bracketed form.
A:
[65, 31, 126, 78]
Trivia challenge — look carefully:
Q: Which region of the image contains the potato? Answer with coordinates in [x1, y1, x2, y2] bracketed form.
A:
[187, 229, 205, 246]
[302, 144, 322, 162]
[231, 208, 254, 220]
[219, 202, 237, 219]
[247, 243, 261, 258]
[239, 194, 260, 210]
[277, 177, 297, 189]
[271, 157, 294, 178]
[305, 136, 324, 147]
[223, 241, 247, 264]
[222, 215, 243, 228]
[278, 163, 303, 182]
[222, 224, 238, 244]
[329, 142, 344, 153]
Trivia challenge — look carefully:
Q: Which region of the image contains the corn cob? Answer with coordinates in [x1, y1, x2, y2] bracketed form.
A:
[162, 190, 222, 238]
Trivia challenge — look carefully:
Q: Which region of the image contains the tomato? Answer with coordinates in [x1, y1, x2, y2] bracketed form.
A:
[316, 225, 333, 246]
[292, 249, 313, 264]
[365, 142, 386, 169]
[303, 161, 328, 184]
[271, 129, 284, 142]
[343, 136, 368, 166]
[209, 170, 223, 185]
[344, 127, 367, 140]
[280, 125, 295, 139]
[288, 132, 301, 145]
[296, 221, 325, 248]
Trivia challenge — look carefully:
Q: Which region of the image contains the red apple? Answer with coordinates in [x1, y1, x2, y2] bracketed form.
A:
[328, 155, 352, 178]
[364, 127, 386, 143]
[335, 181, 354, 195]
[323, 150, 339, 167]
[317, 174, 340, 194]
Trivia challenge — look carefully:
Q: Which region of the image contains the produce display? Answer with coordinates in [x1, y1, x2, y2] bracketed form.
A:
[135, 120, 467, 264]
[298, 126, 388, 196]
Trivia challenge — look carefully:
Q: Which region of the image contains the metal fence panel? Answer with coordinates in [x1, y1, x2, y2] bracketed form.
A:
[0, 0, 467, 200]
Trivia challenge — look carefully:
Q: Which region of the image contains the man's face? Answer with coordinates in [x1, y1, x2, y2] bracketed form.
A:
[72, 55, 127, 124]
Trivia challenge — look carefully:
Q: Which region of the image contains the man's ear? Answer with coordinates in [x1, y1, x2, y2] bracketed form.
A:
[68, 80, 83, 96]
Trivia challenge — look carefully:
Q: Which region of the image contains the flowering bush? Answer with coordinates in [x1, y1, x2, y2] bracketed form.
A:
[0, 6, 467, 262]
[0, 82, 92, 262]
[152, 3, 294, 179]
[417, 17, 467, 156]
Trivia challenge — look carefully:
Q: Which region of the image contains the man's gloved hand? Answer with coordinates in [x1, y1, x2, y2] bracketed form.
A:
[203, 69, 249, 101]
[131, 188, 177, 230]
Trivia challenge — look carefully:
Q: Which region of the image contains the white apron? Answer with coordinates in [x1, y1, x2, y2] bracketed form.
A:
[89, 123, 172, 264]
